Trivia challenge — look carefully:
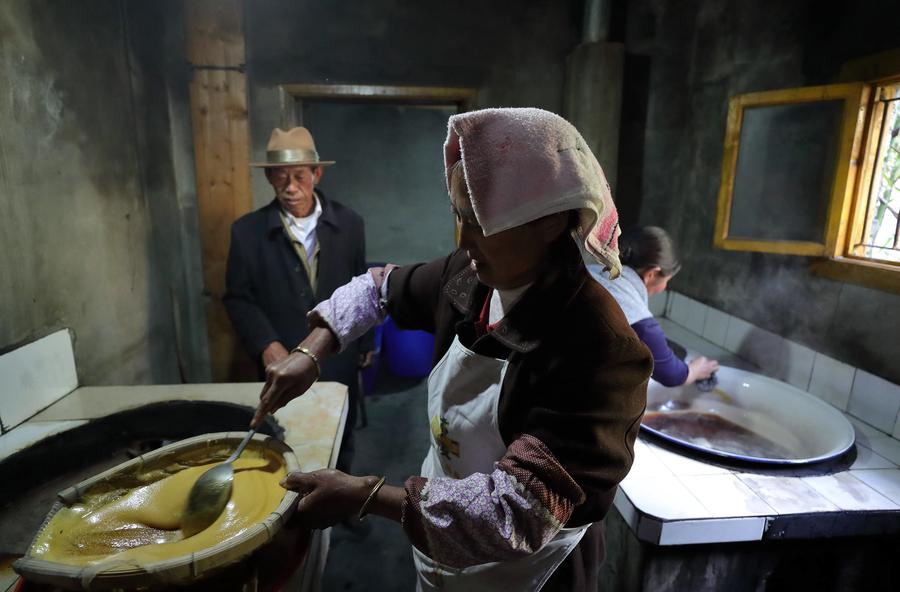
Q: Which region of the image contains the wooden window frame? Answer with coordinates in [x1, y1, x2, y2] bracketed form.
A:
[714, 73, 900, 294]
[714, 82, 869, 257]
[812, 76, 900, 293]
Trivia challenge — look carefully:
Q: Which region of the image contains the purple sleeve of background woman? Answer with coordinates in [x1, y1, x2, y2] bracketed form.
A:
[631, 317, 689, 386]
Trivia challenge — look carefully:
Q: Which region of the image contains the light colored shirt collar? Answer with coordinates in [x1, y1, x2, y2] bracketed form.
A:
[283, 195, 322, 243]
[488, 282, 533, 325]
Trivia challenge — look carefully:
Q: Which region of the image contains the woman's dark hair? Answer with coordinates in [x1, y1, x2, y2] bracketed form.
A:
[618, 226, 681, 277]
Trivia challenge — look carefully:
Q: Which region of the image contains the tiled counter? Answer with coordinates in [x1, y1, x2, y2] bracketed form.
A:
[604, 302, 900, 591]
[0, 380, 348, 591]
[615, 317, 900, 546]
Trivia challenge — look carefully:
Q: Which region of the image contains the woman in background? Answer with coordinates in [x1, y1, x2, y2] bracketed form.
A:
[590, 226, 718, 386]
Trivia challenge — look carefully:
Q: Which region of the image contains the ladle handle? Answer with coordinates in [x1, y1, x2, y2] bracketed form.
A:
[227, 429, 256, 464]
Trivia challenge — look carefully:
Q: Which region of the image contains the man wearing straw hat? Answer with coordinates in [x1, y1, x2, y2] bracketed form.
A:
[224, 126, 373, 472]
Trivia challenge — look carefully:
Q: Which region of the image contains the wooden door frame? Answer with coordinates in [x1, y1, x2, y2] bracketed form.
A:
[278, 84, 477, 246]
[276, 83, 477, 128]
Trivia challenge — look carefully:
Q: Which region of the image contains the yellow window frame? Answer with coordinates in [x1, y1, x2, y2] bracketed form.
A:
[714, 82, 869, 257]
[714, 72, 900, 294]
[812, 76, 900, 293]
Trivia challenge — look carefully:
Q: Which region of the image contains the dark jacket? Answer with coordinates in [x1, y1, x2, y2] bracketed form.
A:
[224, 192, 371, 387]
[386, 243, 651, 591]
[387, 244, 651, 524]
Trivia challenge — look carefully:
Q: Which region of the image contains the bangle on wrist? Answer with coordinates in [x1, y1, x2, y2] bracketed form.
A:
[290, 345, 321, 378]
[357, 476, 386, 521]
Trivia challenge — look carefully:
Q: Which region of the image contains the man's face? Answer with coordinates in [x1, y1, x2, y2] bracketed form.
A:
[266, 165, 322, 217]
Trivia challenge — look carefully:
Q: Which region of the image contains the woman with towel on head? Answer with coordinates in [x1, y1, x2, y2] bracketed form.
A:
[589, 226, 719, 387]
[252, 108, 652, 591]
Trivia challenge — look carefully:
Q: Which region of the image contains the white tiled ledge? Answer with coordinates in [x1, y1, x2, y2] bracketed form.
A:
[0, 382, 349, 472]
[616, 294, 900, 546]
[616, 435, 900, 546]
[0, 381, 348, 590]
[651, 291, 900, 441]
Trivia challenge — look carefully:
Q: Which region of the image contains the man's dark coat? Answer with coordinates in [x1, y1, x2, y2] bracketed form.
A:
[224, 191, 371, 393]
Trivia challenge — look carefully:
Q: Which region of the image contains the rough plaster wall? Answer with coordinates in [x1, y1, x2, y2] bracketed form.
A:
[243, 0, 582, 210]
[621, 0, 900, 383]
[123, 1, 211, 383]
[0, 1, 180, 384]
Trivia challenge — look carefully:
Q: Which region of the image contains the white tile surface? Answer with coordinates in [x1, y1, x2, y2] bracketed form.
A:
[862, 436, 900, 465]
[808, 354, 856, 411]
[737, 474, 839, 514]
[613, 489, 639, 530]
[846, 414, 887, 439]
[645, 441, 731, 475]
[683, 297, 709, 336]
[656, 318, 748, 369]
[0, 329, 78, 430]
[0, 420, 87, 462]
[678, 473, 775, 517]
[667, 293, 692, 328]
[847, 370, 900, 434]
[619, 473, 709, 520]
[732, 327, 787, 381]
[657, 517, 766, 545]
[851, 469, 900, 505]
[665, 290, 676, 317]
[723, 315, 754, 354]
[851, 443, 896, 470]
[782, 340, 816, 391]
[628, 438, 673, 479]
[649, 292, 667, 317]
[894, 415, 900, 440]
[701, 307, 730, 348]
[802, 472, 899, 511]
[32, 383, 262, 420]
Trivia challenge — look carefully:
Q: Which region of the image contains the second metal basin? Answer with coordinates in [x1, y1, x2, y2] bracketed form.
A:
[642, 366, 855, 465]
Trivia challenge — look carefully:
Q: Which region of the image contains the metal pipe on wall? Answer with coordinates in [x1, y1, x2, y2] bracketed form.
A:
[582, 0, 611, 43]
[564, 0, 623, 193]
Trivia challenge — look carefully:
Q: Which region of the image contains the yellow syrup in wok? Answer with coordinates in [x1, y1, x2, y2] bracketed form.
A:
[29, 446, 287, 566]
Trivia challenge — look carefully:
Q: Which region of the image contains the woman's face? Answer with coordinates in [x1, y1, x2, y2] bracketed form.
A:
[450, 182, 562, 290]
[641, 267, 672, 295]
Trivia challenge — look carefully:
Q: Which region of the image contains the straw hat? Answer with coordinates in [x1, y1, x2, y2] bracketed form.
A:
[250, 127, 335, 168]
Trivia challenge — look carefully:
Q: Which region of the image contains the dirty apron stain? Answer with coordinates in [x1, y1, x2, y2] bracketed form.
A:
[413, 335, 590, 591]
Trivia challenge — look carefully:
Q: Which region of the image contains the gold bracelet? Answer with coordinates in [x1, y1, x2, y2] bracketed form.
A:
[290, 345, 321, 378]
[357, 476, 386, 521]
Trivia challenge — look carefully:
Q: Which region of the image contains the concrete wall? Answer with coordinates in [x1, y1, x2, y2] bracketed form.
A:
[620, 0, 900, 383]
[307, 102, 459, 265]
[0, 1, 208, 385]
[243, 0, 583, 262]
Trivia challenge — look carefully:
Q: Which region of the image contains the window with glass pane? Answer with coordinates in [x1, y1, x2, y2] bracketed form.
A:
[856, 83, 900, 263]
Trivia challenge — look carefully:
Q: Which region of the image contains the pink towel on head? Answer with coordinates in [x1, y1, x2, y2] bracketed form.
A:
[444, 107, 621, 277]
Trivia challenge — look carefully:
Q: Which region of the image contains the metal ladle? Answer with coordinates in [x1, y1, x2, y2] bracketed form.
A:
[182, 428, 257, 538]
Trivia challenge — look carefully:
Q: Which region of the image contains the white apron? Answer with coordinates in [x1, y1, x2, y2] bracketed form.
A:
[412, 335, 590, 591]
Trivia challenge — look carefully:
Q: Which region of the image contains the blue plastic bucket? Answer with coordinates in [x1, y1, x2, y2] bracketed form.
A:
[382, 315, 435, 378]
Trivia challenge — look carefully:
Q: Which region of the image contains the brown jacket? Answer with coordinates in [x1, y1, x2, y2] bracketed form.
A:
[386, 243, 652, 526]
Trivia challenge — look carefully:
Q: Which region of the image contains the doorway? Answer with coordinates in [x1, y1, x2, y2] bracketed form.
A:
[280, 84, 476, 264]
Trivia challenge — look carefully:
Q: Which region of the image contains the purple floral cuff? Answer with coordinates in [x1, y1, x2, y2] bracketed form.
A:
[403, 468, 563, 568]
[308, 271, 385, 352]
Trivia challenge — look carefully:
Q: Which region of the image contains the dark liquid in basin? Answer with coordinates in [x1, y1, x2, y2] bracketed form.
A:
[643, 411, 794, 459]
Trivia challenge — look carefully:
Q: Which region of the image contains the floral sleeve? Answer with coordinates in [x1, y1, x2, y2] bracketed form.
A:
[400, 434, 584, 568]
[308, 266, 395, 351]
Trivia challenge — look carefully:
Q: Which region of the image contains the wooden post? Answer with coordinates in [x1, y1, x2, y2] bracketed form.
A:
[185, 0, 255, 381]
